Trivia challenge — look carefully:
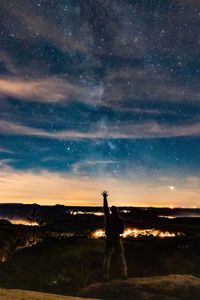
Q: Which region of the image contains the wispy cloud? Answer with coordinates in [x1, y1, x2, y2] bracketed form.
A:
[71, 160, 116, 174]
[103, 68, 200, 105]
[0, 67, 199, 110]
[0, 1, 93, 53]
[0, 119, 200, 139]
[0, 76, 104, 103]
[0, 147, 13, 154]
[0, 159, 14, 169]
[0, 0, 199, 108]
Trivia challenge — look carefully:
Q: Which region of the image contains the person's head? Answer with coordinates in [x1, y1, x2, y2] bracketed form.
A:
[111, 205, 118, 216]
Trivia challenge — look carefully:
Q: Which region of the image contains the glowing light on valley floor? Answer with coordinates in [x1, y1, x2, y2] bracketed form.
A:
[92, 228, 180, 239]
[10, 219, 39, 226]
[68, 210, 104, 216]
[158, 215, 176, 219]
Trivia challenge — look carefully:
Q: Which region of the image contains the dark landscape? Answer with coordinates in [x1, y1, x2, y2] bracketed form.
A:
[0, 204, 199, 299]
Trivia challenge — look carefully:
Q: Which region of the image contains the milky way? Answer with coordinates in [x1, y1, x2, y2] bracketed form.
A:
[0, 1, 199, 206]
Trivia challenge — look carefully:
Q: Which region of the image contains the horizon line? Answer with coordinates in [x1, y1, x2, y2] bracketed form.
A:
[0, 202, 199, 209]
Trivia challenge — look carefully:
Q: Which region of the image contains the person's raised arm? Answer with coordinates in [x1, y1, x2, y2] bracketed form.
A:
[102, 190, 109, 216]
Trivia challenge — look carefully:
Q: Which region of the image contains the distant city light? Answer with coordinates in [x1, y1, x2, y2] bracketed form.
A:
[92, 228, 180, 239]
[68, 210, 103, 216]
[158, 215, 176, 219]
[10, 220, 39, 226]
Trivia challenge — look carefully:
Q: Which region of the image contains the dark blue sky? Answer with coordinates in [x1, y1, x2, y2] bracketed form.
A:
[0, 0, 199, 206]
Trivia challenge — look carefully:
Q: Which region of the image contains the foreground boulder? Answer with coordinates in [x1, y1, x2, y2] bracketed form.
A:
[0, 288, 100, 300]
[81, 274, 200, 300]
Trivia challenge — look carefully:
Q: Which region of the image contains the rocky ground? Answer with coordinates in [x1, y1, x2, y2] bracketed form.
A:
[0, 275, 199, 299]
[0, 288, 100, 300]
[81, 274, 200, 300]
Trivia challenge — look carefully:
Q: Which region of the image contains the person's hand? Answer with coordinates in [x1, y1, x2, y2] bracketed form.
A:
[101, 190, 109, 198]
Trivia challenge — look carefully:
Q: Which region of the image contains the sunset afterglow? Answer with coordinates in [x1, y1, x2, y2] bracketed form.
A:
[0, 167, 199, 207]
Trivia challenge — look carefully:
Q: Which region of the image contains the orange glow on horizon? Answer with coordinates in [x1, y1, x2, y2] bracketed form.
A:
[0, 167, 199, 208]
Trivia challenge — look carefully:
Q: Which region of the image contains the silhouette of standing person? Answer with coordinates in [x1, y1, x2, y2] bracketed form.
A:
[102, 191, 127, 280]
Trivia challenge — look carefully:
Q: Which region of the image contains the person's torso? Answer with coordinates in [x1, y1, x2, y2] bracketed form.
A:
[105, 215, 124, 238]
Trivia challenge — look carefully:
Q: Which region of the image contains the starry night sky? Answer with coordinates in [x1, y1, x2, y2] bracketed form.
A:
[0, 0, 200, 207]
